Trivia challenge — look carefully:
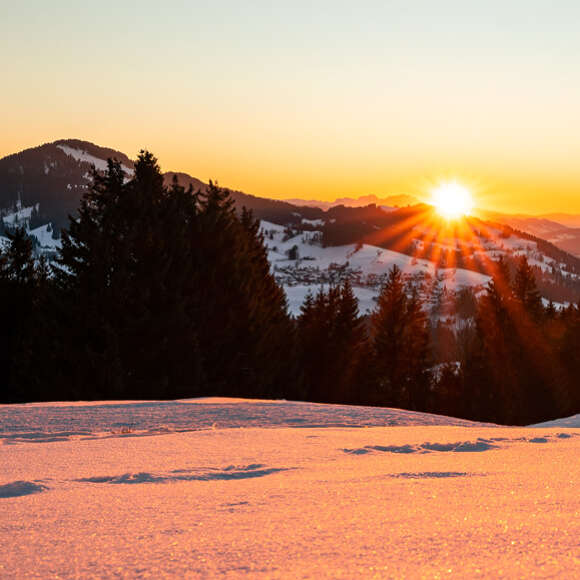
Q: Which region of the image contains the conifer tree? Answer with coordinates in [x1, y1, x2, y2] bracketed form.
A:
[513, 256, 543, 320]
[472, 267, 519, 423]
[326, 280, 367, 403]
[370, 265, 409, 405]
[55, 153, 204, 399]
[189, 184, 294, 398]
[296, 280, 367, 404]
[0, 228, 40, 401]
[404, 288, 431, 410]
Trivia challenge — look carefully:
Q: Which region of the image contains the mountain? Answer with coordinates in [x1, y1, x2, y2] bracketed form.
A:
[0, 139, 134, 232]
[284, 193, 418, 210]
[0, 139, 326, 232]
[481, 211, 580, 257]
[540, 213, 580, 229]
[1, 139, 579, 306]
[163, 172, 325, 224]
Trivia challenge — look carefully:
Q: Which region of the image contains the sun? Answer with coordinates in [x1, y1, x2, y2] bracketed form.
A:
[430, 181, 474, 219]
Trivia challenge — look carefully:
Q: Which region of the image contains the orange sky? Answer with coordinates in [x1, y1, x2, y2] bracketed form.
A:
[2, 1, 580, 215]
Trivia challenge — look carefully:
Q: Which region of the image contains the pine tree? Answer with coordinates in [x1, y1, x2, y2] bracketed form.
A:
[296, 280, 367, 404]
[188, 183, 294, 398]
[513, 255, 543, 320]
[473, 271, 519, 423]
[330, 280, 367, 403]
[55, 153, 204, 399]
[370, 265, 408, 405]
[0, 228, 40, 401]
[404, 287, 431, 410]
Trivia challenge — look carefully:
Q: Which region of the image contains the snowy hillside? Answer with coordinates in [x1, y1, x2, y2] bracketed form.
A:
[1, 398, 578, 578]
[260, 209, 580, 312]
[261, 220, 508, 315]
[56, 144, 134, 175]
[1, 202, 60, 254]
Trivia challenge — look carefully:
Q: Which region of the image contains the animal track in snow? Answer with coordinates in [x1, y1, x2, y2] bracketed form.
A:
[0, 481, 48, 498]
[75, 464, 292, 485]
[342, 433, 577, 456]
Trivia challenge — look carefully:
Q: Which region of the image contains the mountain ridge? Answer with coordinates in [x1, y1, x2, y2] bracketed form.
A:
[1, 139, 579, 304]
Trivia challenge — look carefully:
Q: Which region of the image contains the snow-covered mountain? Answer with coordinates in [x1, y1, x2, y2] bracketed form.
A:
[1, 139, 579, 309]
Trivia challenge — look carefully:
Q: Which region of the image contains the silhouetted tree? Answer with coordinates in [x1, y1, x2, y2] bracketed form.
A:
[0, 228, 42, 401]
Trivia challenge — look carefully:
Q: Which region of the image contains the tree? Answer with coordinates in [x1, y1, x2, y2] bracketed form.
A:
[370, 265, 407, 404]
[513, 256, 543, 320]
[55, 153, 204, 399]
[296, 280, 367, 404]
[369, 265, 430, 409]
[330, 279, 367, 403]
[188, 184, 294, 398]
[0, 228, 42, 401]
[404, 288, 431, 410]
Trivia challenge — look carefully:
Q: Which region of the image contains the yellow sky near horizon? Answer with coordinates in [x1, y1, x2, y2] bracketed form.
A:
[2, 1, 580, 215]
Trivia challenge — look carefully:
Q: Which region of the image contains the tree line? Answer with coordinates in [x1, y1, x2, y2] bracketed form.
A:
[0, 151, 578, 425]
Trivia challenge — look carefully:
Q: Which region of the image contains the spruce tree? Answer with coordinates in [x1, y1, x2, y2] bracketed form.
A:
[513, 256, 543, 320]
[189, 183, 294, 398]
[370, 265, 408, 405]
[404, 288, 430, 410]
[333, 279, 367, 403]
[0, 228, 40, 401]
[55, 153, 204, 399]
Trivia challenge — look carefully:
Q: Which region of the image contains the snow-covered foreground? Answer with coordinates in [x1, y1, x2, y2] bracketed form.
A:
[1, 399, 578, 578]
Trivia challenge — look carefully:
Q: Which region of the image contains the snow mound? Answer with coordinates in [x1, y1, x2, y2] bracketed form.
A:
[0, 398, 490, 445]
[530, 413, 580, 428]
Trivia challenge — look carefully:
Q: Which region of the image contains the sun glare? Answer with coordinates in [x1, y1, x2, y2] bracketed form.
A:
[430, 181, 474, 219]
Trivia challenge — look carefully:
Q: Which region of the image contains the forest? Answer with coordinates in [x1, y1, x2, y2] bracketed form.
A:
[1, 152, 578, 425]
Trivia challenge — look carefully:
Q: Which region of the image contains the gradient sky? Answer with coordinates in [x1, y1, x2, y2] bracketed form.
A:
[2, 0, 580, 213]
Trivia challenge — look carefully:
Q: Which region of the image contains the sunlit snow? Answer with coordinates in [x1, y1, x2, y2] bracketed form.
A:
[1, 398, 578, 578]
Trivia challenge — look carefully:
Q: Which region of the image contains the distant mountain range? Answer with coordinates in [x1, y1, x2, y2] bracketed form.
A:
[283, 193, 418, 211]
[284, 199, 580, 258]
[1, 139, 579, 305]
[478, 211, 580, 258]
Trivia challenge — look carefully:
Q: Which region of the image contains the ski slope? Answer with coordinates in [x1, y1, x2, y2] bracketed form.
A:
[1, 398, 578, 578]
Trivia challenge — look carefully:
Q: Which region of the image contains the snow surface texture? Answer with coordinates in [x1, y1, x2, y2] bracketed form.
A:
[1, 399, 578, 578]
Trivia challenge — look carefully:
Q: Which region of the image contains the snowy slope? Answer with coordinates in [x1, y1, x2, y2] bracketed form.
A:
[531, 414, 580, 428]
[56, 144, 134, 175]
[261, 220, 491, 315]
[0, 398, 578, 578]
[1, 204, 37, 227]
[0, 398, 489, 444]
[285, 284, 379, 315]
[1, 204, 62, 254]
[29, 224, 60, 250]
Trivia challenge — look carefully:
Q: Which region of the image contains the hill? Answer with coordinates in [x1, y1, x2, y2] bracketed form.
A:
[1, 139, 579, 305]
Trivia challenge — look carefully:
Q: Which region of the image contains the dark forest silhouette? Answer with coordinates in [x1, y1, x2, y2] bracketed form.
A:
[1, 152, 578, 425]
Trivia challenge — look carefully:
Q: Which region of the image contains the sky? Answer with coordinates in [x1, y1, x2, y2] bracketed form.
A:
[2, 0, 580, 214]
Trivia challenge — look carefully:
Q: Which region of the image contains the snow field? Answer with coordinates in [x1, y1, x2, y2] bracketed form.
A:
[0, 399, 578, 578]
